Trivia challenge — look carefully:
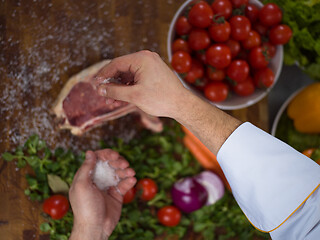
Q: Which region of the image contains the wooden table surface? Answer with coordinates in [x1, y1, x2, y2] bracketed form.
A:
[0, 0, 268, 239]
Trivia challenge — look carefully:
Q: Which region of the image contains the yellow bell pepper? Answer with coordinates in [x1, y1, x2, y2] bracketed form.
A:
[287, 82, 320, 134]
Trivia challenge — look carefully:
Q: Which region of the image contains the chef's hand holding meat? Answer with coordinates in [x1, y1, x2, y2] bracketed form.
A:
[94, 50, 320, 240]
[69, 149, 136, 240]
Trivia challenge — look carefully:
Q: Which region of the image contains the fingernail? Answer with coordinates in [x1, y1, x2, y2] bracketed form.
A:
[98, 87, 107, 96]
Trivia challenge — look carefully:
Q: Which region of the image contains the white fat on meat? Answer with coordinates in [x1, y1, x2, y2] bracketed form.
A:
[92, 160, 120, 190]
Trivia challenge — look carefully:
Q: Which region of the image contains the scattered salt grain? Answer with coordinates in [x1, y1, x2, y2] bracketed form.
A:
[92, 160, 119, 190]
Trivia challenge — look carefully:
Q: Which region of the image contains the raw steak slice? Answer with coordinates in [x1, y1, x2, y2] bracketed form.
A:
[52, 60, 163, 136]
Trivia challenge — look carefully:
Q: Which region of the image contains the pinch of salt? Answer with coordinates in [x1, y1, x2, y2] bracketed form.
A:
[92, 160, 120, 190]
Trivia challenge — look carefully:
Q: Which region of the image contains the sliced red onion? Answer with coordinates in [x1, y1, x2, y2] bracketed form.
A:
[194, 171, 225, 205]
[171, 177, 208, 213]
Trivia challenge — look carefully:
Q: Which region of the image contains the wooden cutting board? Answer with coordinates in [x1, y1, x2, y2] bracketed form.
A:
[0, 0, 268, 239]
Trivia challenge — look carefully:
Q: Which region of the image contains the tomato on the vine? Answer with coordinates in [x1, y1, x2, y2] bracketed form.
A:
[157, 206, 181, 227]
[207, 67, 225, 81]
[225, 39, 240, 58]
[43, 195, 69, 220]
[229, 15, 251, 41]
[209, 18, 231, 43]
[185, 59, 204, 83]
[245, 4, 259, 23]
[249, 46, 270, 69]
[172, 38, 190, 53]
[211, 0, 232, 20]
[188, 1, 213, 28]
[253, 67, 275, 88]
[259, 3, 282, 27]
[171, 51, 192, 73]
[175, 16, 192, 36]
[226, 60, 249, 83]
[206, 44, 231, 69]
[204, 82, 229, 102]
[230, 0, 248, 8]
[241, 30, 261, 49]
[188, 28, 211, 51]
[269, 24, 292, 45]
[233, 77, 255, 96]
[123, 187, 136, 204]
[136, 178, 158, 201]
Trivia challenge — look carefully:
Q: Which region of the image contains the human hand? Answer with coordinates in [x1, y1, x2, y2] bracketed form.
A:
[69, 149, 136, 240]
[93, 50, 189, 119]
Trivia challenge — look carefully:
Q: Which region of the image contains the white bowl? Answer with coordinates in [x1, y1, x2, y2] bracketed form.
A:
[167, 0, 283, 110]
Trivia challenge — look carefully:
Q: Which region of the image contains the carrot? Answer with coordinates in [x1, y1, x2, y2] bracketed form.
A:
[183, 135, 231, 191]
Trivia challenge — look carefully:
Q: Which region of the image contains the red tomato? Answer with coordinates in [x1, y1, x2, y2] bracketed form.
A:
[253, 67, 275, 88]
[226, 60, 249, 83]
[185, 59, 204, 83]
[196, 51, 207, 64]
[172, 39, 190, 53]
[193, 77, 209, 91]
[259, 3, 282, 27]
[175, 16, 192, 35]
[123, 187, 136, 204]
[230, 0, 248, 8]
[229, 15, 251, 41]
[262, 42, 276, 57]
[245, 4, 259, 23]
[157, 206, 181, 227]
[136, 178, 158, 201]
[171, 51, 192, 73]
[252, 22, 268, 36]
[188, 28, 211, 51]
[233, 77, 255, 96]
[43, 195, 69, 220]
[241, 30, 261, 49]
[188, 1, 213, 28]
[207, 67, 225, 81]
[225, 39, 240, 58]
[211, 0, 233, 20]
[237, 49, 249, 60]
[209, 19, 231, 42]
[206, 44, 231, 69]
[249, 46, 270, 69]
[204, 82, 229, 102]
[269, 24, 292, 45]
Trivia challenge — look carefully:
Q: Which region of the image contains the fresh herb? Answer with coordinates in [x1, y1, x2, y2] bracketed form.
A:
[265, 0, 320, 81]
[3, 121, 269, 239]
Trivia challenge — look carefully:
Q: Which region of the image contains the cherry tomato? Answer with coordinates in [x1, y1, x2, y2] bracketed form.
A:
[269, 24, 292, 45]
[188, 1, 213, 28]
[237, 49, 249, 60]
[204, 82, 229, 102]
[188, 28, 211, 51]
[229, 15, 251, 41]
[262, 42, 276, 57]
[123, 187, 136, 204]
[196, 51, 207, 64]
[226, 60, 249, 83]
[211, 0, 232, 20]
[302, 148, 316, 158]
[259, 3, 282, 27]
[225, 39, 240, 58]
[206, 44, 231, 69]
[209, 19, 231, 43]
[157, 206, 181, 227]
[136, 178, 158, 201]
[193, 77, 209, 91]
[43, 195, 69, 220]
[241, 30, 261, 49]
[233, 77, 255, 96]
[245, 4, 259, 23]
[172, 38, 190, 53]
[185, 59, 204, 83]
[252, 22, 268, 36]
[175, 16, 192, 35]
[171, 51, 192, 73]
[230, 0, 248, 8]
[249, 46, 270, 69]
[207, 67, 225, 81]
[253, 67, 275, 88]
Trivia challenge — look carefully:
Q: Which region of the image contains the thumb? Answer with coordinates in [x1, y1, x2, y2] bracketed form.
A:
[75, 151, 97, 183]
[98, 83, 135, 103]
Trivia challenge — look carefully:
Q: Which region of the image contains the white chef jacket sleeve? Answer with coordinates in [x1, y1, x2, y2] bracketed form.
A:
[217, 122, 320, 236]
